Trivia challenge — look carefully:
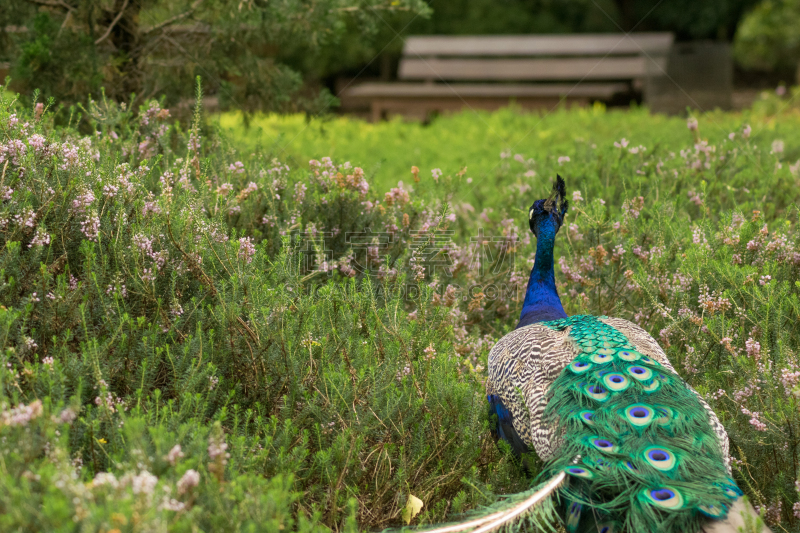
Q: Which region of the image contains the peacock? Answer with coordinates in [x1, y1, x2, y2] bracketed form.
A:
[423, 177, 771, 533]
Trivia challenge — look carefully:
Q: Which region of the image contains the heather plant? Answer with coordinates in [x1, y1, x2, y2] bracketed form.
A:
[4, 83, 800, 531]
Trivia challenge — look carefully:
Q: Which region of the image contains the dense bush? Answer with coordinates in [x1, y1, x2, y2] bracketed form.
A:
[4, 87, 800, 530]
[0, 0, 431, 113]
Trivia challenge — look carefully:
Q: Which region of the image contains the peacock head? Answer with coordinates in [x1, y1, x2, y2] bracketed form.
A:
[528, 175, 569, 238]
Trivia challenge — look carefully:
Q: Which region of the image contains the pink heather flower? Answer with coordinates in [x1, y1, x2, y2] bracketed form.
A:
[294, 182, 307, 203]
[92, 472, 119, 489]
[42, 356, 54, 367]
[431, 168, 442, 181]
[777, 85, 787, 96]
[131, 471, 158, 495]
[228, 161, 245, 174]
[628, 145, 646, 154]
[133, 234, 154, 254]
[72, 190, 95, 215]
[781, 367, 800, 395]
[103, 183, 119, 199]
[238, 237, 256, 264]
[159, 498, 186, 512]
[142, 200, 161, 217]
[166, 444, 184, 466]
[623, 196, 644, 219]
[771, 140, 785, 154]
[687, 190, 703, 206]
[141, 268, 156, 284]
[568, 224, 583, 242]
[572, 190, 583, 202]
[208, 434, 230, 463]
[80, 213, 100, 241]
[216, 183, 233, 196]
[728, 132, 735, 141]
[423, 344, 436, 360]
[29, 227, 50, 248]
[759, 275, 772, 286]
[177, 469, 200, 495]
[187, 131, 200, 153]
[687, 117, 698, 131]
[746, 338, 761, 358]
[240, 182, 258, 199]
[1, 399, 43, 426]
[384, 182, 411, 206]
[558, 156, 570, 165]
[614, 138, 629, 148]
[741, 407, 768, 432]
[396, 364, 411, 381]
[743, 124, 752, 139]
[28, 134, 45, 151]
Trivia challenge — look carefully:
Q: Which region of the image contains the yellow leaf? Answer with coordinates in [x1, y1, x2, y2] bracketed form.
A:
[402, 494, 424, 524]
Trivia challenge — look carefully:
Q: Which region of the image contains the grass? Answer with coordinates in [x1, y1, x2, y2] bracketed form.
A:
[3, 86, 800, 531]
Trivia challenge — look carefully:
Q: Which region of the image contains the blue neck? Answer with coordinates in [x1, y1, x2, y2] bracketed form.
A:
[517, 219, 567, 328]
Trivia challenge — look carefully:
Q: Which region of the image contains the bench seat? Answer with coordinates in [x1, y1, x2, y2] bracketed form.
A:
[343, 33, 673, 121]
[347, 82, 631, 121]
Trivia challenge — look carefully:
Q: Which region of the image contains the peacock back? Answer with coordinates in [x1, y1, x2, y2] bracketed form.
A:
[487, 314, 739, 532]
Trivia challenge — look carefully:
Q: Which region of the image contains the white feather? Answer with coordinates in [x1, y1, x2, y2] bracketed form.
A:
[418, 471, 566, 533]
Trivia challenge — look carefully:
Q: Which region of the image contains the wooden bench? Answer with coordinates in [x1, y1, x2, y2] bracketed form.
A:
[345, 33, 674, 121]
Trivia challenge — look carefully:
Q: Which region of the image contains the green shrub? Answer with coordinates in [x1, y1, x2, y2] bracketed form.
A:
[3, 88, 800, 530]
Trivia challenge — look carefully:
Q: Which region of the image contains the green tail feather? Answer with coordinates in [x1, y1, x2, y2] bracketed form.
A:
[540, 315, 741, 533]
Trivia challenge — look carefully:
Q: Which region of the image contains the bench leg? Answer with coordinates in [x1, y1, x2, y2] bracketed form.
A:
[371, 101, 383, 122]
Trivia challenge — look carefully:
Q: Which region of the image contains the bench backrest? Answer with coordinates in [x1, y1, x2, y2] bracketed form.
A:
[398, 34, 674, 82]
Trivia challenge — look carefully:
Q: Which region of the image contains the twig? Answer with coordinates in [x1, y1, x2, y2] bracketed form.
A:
[142, 0, 204, 35]
[94, 0, 130, 45]
[25, 0, 74, 10]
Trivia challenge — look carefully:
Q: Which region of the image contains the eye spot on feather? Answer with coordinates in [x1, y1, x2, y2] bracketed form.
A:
[565, 466, 595, 479]
[617, 350, 642, 361]
[602, 373, 630, 392]
[579, 410, 595, 425]
[623, 404, 655, 427]
[589, 437, 618, 453]
[644, 447, 677, 471]
[644, 486, 685, 509]
[626, 365, 653, 381]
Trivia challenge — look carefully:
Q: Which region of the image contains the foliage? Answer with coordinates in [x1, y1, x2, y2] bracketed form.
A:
[405, 0, 758, 40]
[4, 86, 800, 530]
[734, 0, 800, 74]
[0, 0, 430, 114]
